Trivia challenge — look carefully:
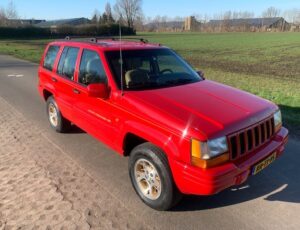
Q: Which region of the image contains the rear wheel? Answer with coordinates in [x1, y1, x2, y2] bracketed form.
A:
[46, 96, 71, 133]
[129, 143, 182, 211]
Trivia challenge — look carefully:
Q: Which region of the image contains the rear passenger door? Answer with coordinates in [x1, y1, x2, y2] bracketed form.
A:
[54, 46, 80, 121]
[72, 48, 116, 145]
[39, 44, 60, 98]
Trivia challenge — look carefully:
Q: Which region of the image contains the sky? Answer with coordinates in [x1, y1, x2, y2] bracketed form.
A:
[0, 0, 299, 20]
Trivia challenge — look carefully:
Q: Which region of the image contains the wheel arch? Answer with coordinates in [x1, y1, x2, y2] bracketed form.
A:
[120, 121, 181, 160]
[123, 133, 148, 157]
[43, 89, 54, 101]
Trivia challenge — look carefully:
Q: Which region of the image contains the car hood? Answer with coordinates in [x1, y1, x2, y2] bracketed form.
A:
[124, 80, 277, 139]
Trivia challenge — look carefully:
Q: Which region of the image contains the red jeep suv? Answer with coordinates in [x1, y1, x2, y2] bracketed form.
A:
[38, 37, 289, 210]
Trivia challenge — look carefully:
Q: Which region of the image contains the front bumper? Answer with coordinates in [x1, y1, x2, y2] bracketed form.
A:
[170, 127, 289, 195]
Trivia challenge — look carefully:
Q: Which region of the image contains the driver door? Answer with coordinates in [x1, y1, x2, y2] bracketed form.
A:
[72, 48, 116, 145]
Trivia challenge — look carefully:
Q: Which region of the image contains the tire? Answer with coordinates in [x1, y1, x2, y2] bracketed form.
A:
[129, 143, 182, 211]
[46, 96, 71, 133]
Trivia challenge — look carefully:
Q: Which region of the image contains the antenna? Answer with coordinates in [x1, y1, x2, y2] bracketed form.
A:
[119, 21, 124, 96]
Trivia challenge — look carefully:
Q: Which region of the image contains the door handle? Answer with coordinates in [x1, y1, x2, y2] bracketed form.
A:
[51, 77, 57, 82]
[73, 88, 80, 94]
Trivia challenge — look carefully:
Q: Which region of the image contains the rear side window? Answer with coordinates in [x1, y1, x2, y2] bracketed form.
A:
[57, 47, 79, 80]
[43, 45, 60, 71]
[79, 49, 107, 86]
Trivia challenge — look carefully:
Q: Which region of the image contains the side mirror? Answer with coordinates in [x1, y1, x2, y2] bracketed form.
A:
[87, 83, 109, 99]
[197, 70, 205, 79]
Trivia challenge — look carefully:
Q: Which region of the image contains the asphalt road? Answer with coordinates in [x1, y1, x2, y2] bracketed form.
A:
[0, 54, 299, 230]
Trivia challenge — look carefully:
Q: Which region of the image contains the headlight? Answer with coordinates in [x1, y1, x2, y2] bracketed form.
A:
[206, 137, 228, 159]
[273, 110, 282, 132]
[191, 137, 229, 169]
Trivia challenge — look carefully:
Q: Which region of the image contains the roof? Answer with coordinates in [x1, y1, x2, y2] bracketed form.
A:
[9, 19, 46, 25]
[36, 17, 90, 27]
[208, 17, 285, 27]
[51, 39, 164, 51]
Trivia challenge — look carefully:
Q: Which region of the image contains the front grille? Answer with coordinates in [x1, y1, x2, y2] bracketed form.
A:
[228, 117, 275, 160]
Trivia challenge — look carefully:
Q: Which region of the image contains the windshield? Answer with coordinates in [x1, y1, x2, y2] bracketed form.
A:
[105, 49, 202, 90]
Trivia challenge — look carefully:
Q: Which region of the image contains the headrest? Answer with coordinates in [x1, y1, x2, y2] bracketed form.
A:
[86, 59, 100, 75]
[125, 69, 148, 88]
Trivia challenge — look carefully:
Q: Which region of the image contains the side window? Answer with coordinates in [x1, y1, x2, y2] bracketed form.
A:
[57, 47, 79, 80]
[79, 49, 107, 85]
[43, 45, 60, 71]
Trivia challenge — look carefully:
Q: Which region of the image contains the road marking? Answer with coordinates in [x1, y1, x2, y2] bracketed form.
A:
[231, 184, 250, 191]
[7, 74, 24, 78]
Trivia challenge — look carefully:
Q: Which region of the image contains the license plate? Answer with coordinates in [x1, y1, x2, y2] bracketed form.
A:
[252, 152, 277, 175]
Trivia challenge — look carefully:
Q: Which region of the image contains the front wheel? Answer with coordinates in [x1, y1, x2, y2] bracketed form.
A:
[46, 96, 71, 133]
[129, 143, 182, 211]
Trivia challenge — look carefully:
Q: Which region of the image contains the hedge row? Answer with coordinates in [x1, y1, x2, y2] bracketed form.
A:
[0, 24, 135, 39]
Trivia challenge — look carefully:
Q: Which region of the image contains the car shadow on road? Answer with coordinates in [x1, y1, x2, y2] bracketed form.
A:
[279, 104, 300, 139]
[68, 125, 86, 134]
[171, 143, 300, 212]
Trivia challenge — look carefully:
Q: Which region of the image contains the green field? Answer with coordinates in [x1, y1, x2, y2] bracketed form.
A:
[0, 33, 299, 137]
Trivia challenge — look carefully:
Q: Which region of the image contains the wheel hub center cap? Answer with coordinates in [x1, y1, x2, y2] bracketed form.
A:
[134, 159, 162, 200]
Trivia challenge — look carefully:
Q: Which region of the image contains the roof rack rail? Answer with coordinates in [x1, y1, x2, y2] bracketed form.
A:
[65, 36, 112, 41]
[111, 37, 149, 44]
[64, 36, 149, 44]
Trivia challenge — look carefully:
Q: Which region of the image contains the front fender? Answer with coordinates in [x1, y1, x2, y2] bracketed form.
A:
[118, 120, 186, 161]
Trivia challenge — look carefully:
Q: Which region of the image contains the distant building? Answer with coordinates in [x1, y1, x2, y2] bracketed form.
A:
[290, 24, 300, 32]
[144, 21, 183, 32]
[207, 17, 290, 32]
[7, 19, 46, 26]
[184, 16, 201, 31]
[36, 18, 90, 28]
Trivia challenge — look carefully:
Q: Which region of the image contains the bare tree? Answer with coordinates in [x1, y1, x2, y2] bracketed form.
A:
[161, 15, 168, 29]
[222, 11, 232, 31]
[193, 13, 203, 22]
[296, 9, 300, 23]
[134, 14, 145, 31]
[284, 8, 300, 23]
[114, 0, 143, 28]
[145, 16, 152, 25]
[232, 11, 239, 19]
[6, 0, 18, 19]
[91, 9, 100, 24]
[262, 7, 281, 18]
[174, 16, 184, 22]
[241, 11, 254, 18]
[203, 14, 210, 23]
[105, 3, 112, 16]
[153, 15, 161, 31]
[0, 1, 18, 26]
[105, 2, 115, 24]
[0, 7, 7, 26]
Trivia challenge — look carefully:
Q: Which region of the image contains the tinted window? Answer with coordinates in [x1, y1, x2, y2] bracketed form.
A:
[57, 47, 68, 74]
[79, 50, 107, 85]
[57, 47, 79, 80]
[157, 55, 187, 73]
[43, 45, 60, 71]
